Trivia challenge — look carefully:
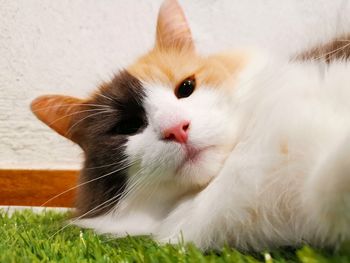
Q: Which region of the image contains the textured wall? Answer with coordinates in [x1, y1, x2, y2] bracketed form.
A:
[1, 0, 349, 169]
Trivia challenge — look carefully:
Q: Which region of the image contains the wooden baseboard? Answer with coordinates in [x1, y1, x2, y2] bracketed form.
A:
[0, 169, 78, 207]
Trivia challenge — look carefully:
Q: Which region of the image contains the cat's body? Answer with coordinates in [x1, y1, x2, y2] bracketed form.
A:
[155, 59, 350, 250]
[75, 57, 350, 250]
[31, 0, 350, 251]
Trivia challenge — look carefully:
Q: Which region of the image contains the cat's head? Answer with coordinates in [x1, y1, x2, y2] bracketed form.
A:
[31, 0, 248, 217]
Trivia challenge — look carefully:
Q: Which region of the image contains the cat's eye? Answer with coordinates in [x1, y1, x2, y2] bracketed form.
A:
[110, 117, 144, 135]
[175, 76, 196, 99]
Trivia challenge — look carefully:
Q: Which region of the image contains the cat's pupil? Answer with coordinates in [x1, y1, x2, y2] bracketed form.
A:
[176, 77, 196, 98]
[111, 117, 144, 135]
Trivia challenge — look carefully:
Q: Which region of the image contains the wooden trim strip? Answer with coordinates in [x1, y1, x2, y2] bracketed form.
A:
[0, 169, 78, 207]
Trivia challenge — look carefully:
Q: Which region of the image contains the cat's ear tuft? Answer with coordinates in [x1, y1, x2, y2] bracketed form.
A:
[156, 0, 194, 51]
[31, 95, 84, 142]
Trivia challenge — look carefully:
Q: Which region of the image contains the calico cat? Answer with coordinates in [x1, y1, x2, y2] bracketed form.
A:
[31, 0, 350, 251]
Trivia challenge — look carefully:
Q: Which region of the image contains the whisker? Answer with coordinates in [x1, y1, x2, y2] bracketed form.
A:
[47, 108, 111, 127]
[115, 165, 161, 207]
[312, 42, 350, 61]
[112, 165, 165, 219]
[49, 193, 123, 239]
[41, 160, 135, 207]
[89, 191, 127, 216]
[119, 170, 146, 200]
[84, 157, 129, 170]
[65, 110, 114, 137]
[142, 172, 163, 204]
[32, 103, 111, 113]
[94, 93, 115, 102]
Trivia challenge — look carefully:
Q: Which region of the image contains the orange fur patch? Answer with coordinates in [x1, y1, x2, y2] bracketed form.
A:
[128, 48, 248, 91]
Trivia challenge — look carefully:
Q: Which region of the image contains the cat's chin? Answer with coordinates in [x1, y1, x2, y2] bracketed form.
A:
[175, 145, 227, 188]
[175, 145, 212, 172]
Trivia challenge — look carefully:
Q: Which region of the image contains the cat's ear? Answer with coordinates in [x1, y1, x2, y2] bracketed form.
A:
[31, 95, 84, 143]
[156, 0, 194, 51]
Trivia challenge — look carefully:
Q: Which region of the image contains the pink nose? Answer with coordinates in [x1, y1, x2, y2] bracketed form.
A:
[163, 120, 190, 144]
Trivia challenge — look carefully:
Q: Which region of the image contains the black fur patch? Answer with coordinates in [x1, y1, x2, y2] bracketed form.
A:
[73, 71, 146, 217]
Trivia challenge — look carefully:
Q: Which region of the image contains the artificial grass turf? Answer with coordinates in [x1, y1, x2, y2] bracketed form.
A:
[0, 209, 349, 263]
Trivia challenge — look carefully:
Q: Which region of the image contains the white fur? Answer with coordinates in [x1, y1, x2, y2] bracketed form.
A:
[76, 52, 350, 250]
[77, 78, 241, 236]
[155, 58, 350, 250]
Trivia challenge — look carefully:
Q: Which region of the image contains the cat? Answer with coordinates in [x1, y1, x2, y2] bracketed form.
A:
[31, 0, 350, 251]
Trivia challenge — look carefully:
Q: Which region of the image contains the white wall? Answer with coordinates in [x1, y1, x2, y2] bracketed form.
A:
[1, 0, 349, 169]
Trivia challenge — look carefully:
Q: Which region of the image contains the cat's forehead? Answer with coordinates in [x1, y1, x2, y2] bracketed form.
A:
[128, 49, 248, 89]
[96, 70, 143, 101]
[88, 49, 249, 105]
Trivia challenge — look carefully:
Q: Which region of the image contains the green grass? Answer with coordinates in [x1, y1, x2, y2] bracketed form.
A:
[0, 209, 349, 262]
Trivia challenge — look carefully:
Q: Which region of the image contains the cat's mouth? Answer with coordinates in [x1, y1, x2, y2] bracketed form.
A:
[176, 145, 213, 172]
[184, 145, 202, 162]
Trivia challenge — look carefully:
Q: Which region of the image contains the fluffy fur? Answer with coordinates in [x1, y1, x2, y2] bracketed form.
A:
[31, 0, 350, 251]
[75, 56, 350, 251]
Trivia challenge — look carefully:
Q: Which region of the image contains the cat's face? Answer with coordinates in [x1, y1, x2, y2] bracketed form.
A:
[126, 45, 248, 186]
[31, 0, 247, 216]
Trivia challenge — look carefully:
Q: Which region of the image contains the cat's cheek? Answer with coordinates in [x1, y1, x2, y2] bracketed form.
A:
[176, 149, 223, 187]
[125, 126, 232, 188]
[125, 129, 184, 178]
[124, 132, 148, 161]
